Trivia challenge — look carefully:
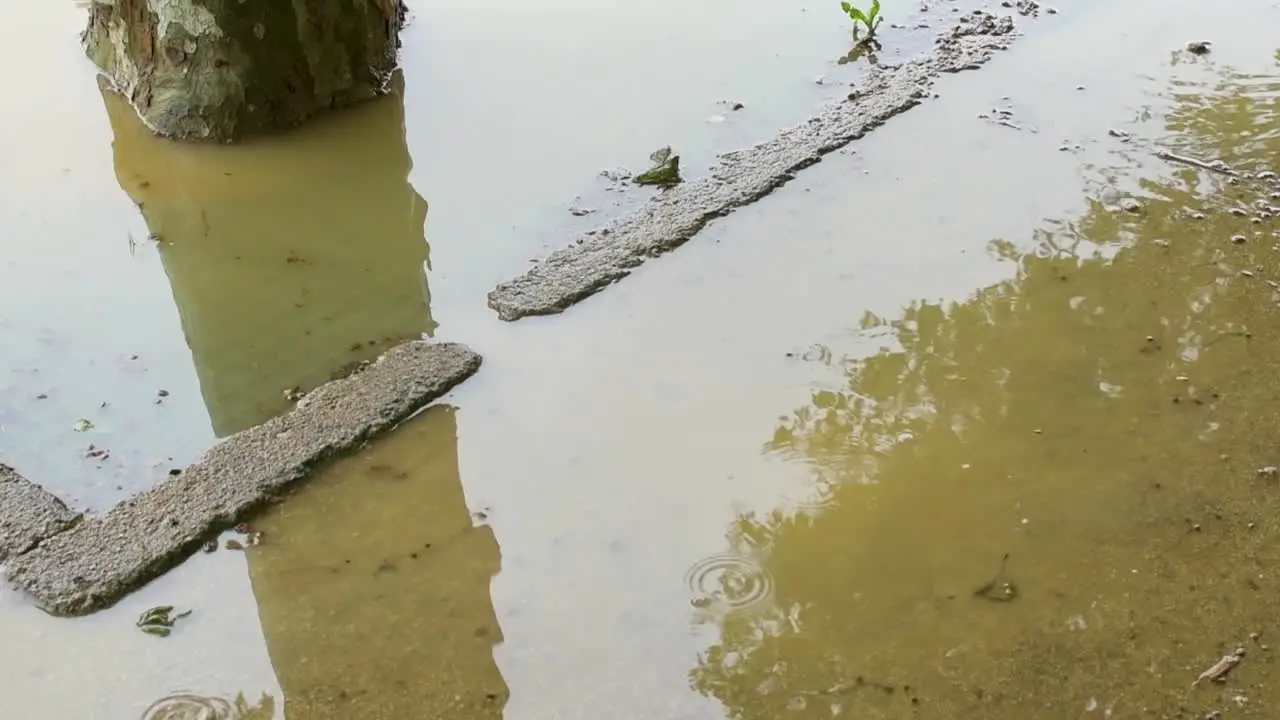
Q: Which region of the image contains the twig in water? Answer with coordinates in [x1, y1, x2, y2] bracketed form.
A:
[1192, 647, 1245, 687]
[1154, 150, 1238, 177]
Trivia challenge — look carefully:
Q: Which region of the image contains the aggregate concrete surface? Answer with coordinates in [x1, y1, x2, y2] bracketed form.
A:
[0, 465, 81, 561]
[487, 11, 1023, 322]
[4, 341, 482, 616]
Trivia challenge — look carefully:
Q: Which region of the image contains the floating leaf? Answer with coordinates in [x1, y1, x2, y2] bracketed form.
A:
[73, 418, 93, 432]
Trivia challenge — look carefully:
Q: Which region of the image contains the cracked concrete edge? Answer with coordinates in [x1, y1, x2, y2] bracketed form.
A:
[4, 340, 482, 617]
[487, 12, 1023, 322]
[0, 465, 82, 562]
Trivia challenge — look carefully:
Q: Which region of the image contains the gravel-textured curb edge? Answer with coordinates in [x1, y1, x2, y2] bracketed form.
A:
[0, 465, 82, 561]
[488, 12, 1022, 321]
[4, 341, 482, 617]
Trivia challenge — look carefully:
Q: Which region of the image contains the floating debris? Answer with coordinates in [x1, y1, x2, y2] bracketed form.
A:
[1155, 150, 1235, 176]
[136, 605, 191, 638]
[974, 553, 1019, 602]
[72, 419, 94, 432]
[1192, 647, 1244, 687]
[1186, 40, 1212, 55]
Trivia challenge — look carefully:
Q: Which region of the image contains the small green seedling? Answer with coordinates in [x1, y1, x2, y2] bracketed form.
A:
[840, 0, 883, 40]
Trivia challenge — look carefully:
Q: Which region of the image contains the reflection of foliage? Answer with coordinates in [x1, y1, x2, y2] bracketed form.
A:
[142, 692, 275, 720]
[1163, 59, 1280, 165]
[232, 693, 276, 719]
[692, 54, 1280, 719]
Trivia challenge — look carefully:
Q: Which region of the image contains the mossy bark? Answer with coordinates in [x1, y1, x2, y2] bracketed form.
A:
[83, 0, 407, 142]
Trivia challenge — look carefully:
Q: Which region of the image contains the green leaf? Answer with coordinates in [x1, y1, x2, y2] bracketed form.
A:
[840, 1, 852, 12]
[849, 8, 869, 23]
[868, 0, 880, 23]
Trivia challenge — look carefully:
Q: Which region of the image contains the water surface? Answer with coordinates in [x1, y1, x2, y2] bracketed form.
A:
[4, 0, 1280, 718]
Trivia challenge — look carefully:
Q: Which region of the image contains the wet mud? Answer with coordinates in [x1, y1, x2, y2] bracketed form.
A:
[487, 12, 1022, 321]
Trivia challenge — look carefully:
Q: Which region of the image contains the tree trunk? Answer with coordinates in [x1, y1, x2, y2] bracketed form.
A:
[82, 0, 407, 142]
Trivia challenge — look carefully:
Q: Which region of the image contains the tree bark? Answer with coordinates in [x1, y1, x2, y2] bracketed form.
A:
[83, 0, 407, 142]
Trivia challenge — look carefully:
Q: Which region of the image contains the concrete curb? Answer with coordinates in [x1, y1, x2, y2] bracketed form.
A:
[4, 341, 482, 617]
[487, 12, 1021, 321]
[0, 465, 82, 561]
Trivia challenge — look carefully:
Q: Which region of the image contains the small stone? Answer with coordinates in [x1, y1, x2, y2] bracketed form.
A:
[1186, 40, 1211, 55]
[1257, 466, 1279, 478]
[1120, 198, 1143, 213]
[1233, 235, 1248, 244]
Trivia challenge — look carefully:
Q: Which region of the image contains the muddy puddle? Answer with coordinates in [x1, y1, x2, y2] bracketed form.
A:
[5, 0, 1280, 718]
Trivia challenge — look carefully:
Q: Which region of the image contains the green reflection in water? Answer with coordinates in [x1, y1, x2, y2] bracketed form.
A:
[102, 72, 435, 438]
[691, 57, 1280, 719]
[140, 691, 275, 720]
[244, 406, 507, 719]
